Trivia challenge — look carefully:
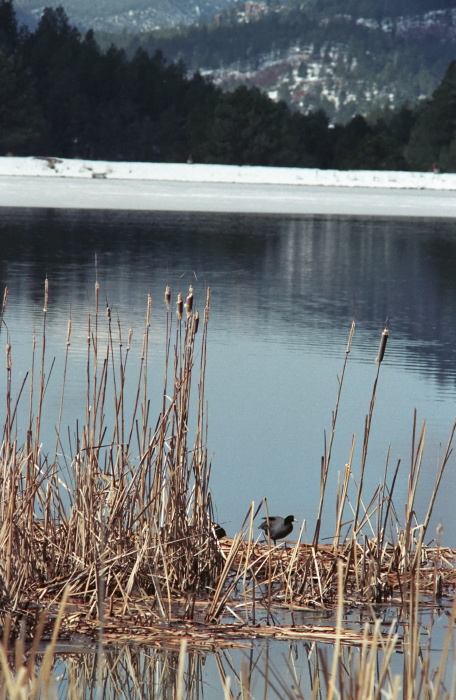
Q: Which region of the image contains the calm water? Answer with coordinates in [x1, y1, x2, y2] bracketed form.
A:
[43, 607, 455, 699]
[1, 206, 456, 694]
[1, 207, 455, 543]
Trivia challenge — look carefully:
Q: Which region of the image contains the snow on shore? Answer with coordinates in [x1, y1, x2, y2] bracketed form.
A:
[2, 155, 456, 216]
[1, 155, 455, 190]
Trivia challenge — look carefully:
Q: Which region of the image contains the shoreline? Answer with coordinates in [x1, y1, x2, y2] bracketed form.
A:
[1, 156, 455, 189]
[1, 157, 456, 217]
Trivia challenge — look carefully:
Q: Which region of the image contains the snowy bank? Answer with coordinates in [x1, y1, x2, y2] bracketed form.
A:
[1, 156, 456, 217]
[1, 155, 456, 190]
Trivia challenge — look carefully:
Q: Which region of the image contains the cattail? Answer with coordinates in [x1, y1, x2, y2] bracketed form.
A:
[176, 292, 183, 320]
[193, 311, 199, 334]
[146, 293, 152, 328]
[346, 319, 356, 354]
[6, 343, 11, 370]
[2, 287, 8, 314]
[185, 287, 193, 317]
[66, 318, 72, 346]
[43, 277, 49, 313]
[106, 304, 111, 322]
[127, 327, 133, 350]
[204, 287, 211, 324]
[95, 280, 99, 314]
[165, 285, 171, 309]
[376, 327, 389, 364]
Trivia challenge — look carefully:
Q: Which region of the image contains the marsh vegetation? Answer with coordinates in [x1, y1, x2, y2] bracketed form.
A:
[0, 278, 455, 698]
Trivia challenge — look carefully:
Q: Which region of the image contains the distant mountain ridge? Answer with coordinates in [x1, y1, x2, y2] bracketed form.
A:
[13, 0, 456, 32]
[13, 0, 232, 31]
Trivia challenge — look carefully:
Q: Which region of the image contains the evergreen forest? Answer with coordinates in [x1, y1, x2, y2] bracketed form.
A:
[114, 0, 456, 123]
[2, 0, 456, 171]
[124, 1, 456, 73]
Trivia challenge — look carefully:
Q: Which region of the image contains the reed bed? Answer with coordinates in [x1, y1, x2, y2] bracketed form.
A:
[0, 277, 455, 687]
[0, 279, 224, 644]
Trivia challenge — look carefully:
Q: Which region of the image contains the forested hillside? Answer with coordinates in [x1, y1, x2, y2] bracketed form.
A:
[303, 0, 455, 16]
[13, 0, 232, 32]
[13, 0, 456, 121]
[113, 2, 456, 122]
[1, 0, 456, 171]
[13, 0, 456, 32]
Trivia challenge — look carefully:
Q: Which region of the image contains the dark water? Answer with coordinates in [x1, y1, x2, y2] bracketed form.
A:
[1, 206, 456, 694]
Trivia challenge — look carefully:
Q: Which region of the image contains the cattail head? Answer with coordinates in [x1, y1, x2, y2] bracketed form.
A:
[2, 287, 8, 315]
[376, 327, 389, 364]
[146, 293, 152, 328]
[176, 292, 183, 320]
[165, 285, 171, 309]
[66, 318, 72, 346]
[345, 320, 356, 354]
[6, 343, 11, 370]
[106, 304, 111, 322]
[193, 311, 199, 334]
[204, 287, 211, 324]
[185, 290, 193, 317]
[43, 277, 49, 313]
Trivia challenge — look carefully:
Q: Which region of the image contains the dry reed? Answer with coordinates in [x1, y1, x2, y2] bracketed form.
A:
[0, 280, 224, 643]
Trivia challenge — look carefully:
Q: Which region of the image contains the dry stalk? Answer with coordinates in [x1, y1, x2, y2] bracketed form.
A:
[313, 319, 355, 548]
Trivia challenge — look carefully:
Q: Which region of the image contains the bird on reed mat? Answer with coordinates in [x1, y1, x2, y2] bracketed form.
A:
[212, 523, 226, 539]
[259, 515, 296, 545]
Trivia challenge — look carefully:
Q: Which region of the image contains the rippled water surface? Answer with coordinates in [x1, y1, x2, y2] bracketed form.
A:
[1, 207, 455, 545]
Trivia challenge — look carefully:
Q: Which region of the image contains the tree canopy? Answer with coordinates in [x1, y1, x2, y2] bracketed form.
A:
[1, 0, 455, 171]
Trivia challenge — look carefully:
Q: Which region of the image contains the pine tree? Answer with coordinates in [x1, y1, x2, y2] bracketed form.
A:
[404, 60, 456, 172]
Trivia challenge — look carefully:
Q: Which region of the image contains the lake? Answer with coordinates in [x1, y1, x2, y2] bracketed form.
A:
[1, 205, 455, 695]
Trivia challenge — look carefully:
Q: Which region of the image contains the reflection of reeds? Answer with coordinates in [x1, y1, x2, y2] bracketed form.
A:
[0, 587, 69, 697]
[5, 586, 454, 699]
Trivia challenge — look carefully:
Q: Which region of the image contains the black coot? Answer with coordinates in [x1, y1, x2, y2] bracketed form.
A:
[259, 515, 296, 544]
[212, 523, 226, 539]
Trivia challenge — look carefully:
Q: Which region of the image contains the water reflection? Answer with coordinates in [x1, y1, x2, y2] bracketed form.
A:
[40, 607, 456, 699]
[66, 646, 209, 699]
[1, 208, 456, 386]
[0, 207, 455, 545]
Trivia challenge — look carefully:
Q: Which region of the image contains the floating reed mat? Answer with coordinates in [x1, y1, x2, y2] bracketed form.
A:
[13, 596, 382, 653]
[0, 281, 455, 653]
[216, 539, 456, 606]
[73, 615, 373, 651]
